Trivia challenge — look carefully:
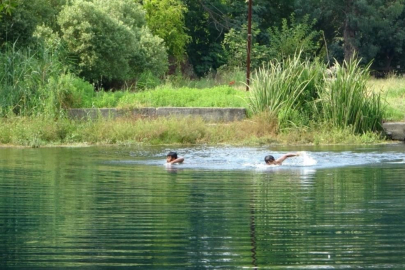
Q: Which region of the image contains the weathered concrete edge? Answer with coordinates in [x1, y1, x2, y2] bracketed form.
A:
[382, 122, 405, 141]
[67, 107, 247, 122]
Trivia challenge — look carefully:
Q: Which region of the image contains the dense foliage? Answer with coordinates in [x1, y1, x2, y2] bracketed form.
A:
[57, 0, 167, 86]
[2, 0, 404, 77]
[0, 0, 401, 141]
[141, 0, 190, 64]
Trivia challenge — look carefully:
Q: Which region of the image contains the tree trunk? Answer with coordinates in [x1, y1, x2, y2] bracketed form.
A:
[384, 53, 394, 72]
[343, 0, 356, 62]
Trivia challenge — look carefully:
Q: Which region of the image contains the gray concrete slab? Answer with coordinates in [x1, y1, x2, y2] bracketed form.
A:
[382, 122, 405, 141]
[156, 107, 246, 122]
[67, 107, 246, 122]
[68, 108, 118, 120]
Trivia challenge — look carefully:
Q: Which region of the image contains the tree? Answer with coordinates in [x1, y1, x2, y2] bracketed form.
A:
[183, 0, 295, 77]
[355, 0, 405, 71]
[57, 0, 168, 86]
[142, 0, 190, 64]
[267, 14, 321, 60]
[0, 0, 18, 19]
[295, 0, 405, 71]
[0, 0, 66, 48]
[223, 14, 321, 69]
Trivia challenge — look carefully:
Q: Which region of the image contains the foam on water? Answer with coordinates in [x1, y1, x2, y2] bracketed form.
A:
[115, 145, 405, 171]
[104, 145, 405, 171]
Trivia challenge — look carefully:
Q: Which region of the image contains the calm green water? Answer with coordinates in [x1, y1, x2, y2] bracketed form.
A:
[1, 145, 405, 269]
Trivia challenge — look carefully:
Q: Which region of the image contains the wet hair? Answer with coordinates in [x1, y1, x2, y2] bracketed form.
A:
[167, 151, 178, 159]
[264, 155, 275, 163]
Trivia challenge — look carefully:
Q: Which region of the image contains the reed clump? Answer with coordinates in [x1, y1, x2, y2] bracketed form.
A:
[0, 44, 94, 118]
[319, 58, 384, 133]
[247, 53, 384, 134]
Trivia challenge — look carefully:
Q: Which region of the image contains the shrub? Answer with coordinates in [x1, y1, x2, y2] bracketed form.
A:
[267, 14, 321, 61]
[57, 0, 168, 86]
[136, 71, 161, 91]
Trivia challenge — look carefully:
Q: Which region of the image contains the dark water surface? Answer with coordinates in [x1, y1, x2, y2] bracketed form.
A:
[1, 144, 405, 269]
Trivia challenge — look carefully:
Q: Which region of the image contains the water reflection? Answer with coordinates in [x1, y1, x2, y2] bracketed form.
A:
[1, 145, 405, 268]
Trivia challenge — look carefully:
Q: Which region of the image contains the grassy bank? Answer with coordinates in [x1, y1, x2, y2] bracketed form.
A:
[368, 76, 405, 121]
[0, 115, 383, 148]
[88, 86, 248, 109]
[0, 47, 403, 147]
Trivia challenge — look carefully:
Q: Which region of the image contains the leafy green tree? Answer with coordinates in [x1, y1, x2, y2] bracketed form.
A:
[183, 0, 295, 77]
[354, 0, 405, 71]
[294, 0, 405, 71]
[0, 0, 65, 48]
[294, 0, 354, 62]
[57, 0, 168, 86]
[142, 0, 190, 63]
[267, 14, 321, 60]
[222, 23, 268, 69]
[183, 0, 228, 77]
[0, 0, 36, 47]
[223, 14, 321, 69]
[0, 0, 18, 18]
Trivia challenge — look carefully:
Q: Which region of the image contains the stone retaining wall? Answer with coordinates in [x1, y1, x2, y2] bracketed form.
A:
[68, 107, 247, 122]
[382, 122, 405, 141]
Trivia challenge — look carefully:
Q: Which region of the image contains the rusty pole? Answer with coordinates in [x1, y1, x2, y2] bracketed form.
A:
[246, 0, 252, 91]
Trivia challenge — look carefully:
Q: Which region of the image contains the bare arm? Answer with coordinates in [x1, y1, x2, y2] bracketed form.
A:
[168, 157, 184, 164]
[275, 153, 299, 165]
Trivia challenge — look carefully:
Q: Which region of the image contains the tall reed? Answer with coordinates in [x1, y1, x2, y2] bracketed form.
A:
[0, 43, 78, 117]
[247, 53, 323, 128]
[318, 58, 384, 133]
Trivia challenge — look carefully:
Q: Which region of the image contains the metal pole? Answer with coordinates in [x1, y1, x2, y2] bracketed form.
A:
[246, 0, 252, 91]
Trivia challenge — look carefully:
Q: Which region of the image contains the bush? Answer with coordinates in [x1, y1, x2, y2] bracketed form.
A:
[136, 71, 161, 91]
[57, 0, 168, 86]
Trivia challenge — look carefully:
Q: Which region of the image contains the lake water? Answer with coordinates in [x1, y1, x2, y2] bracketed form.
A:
[1, 144, 405, 269]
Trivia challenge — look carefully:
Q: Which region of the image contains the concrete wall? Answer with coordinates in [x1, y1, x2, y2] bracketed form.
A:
[68, 107, 247, 122]
[382, 122, 405, 141]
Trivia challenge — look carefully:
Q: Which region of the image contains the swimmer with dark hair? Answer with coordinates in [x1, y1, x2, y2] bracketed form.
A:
[264, 153, 299, 165]
[166, 151, 184, 164]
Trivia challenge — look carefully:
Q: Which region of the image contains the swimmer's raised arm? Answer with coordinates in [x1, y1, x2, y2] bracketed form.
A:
[275, 152, 299, 165]
[168, 157, 184, 164]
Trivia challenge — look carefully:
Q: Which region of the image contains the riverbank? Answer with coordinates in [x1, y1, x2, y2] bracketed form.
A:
[1, 70, 404, 148]
[0, 114, 388, 148]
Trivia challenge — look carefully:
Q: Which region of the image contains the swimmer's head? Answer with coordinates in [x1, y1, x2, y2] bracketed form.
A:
[264, 155, 275, 165]
[167, 151, 178, 162]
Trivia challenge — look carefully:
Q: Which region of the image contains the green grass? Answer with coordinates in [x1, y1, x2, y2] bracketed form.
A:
[163, 67, 246, 89]
[0, 115, 385, 147]
[89, 86, 248, 108]
[368, 76, 405, 121]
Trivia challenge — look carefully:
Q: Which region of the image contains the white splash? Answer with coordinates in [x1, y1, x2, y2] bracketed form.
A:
[287, 151, 317, 167]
